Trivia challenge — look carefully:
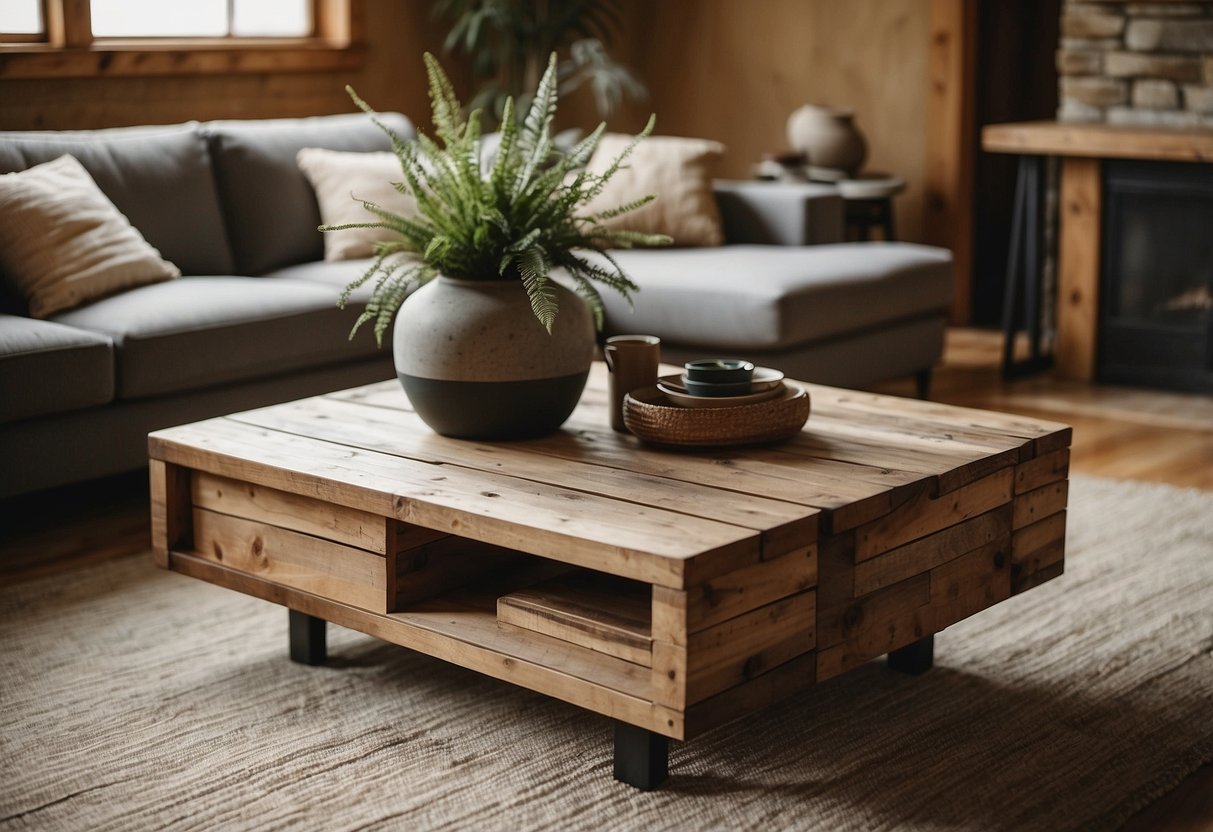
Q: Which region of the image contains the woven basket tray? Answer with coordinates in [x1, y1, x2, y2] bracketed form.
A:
[623, 383, 811, 447]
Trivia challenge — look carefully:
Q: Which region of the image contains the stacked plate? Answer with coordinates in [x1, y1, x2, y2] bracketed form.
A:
[623, 363, 811, 447]
[657, 366, 786, 409]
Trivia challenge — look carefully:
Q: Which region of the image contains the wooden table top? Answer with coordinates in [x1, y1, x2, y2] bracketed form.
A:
[148, 363, 1071, 591]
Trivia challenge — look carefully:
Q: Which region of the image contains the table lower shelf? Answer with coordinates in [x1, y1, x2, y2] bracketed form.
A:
[170, 550, 694, 737]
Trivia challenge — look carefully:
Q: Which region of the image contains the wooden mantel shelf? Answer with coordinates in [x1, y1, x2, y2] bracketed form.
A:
[982, 120, 1213, 163]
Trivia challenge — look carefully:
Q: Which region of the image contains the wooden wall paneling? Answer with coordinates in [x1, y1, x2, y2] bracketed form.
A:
[1056, 157, 1102, 380]
[623, 0, 930, 243]
[926, 0, 977, 323]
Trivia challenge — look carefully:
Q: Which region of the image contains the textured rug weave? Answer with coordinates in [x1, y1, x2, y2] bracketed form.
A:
[1, 475, 1210, 831]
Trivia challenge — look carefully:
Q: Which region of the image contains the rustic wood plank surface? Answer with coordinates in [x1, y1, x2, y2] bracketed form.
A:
[152, 417, 759, 589]
[169, 551, 686, 739]
[497, 573, 653, 667]
[192, 470, 390, 554]
[151, 362, 1071, 744]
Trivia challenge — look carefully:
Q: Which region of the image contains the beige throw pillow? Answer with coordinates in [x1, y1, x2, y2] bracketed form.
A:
[297, 148, 418, 261]
[0, 155, 180, 318]
[581, 134, 726, 247]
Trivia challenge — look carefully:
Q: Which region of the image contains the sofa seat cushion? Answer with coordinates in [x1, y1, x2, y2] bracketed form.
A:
[0, 122, 232, 276]
[598, 242, 953, 350]
[204, 113, 416, 276]
[0, 314, 114, 423]
[52, 276, 381, 400]
[269, 256, 423, 308]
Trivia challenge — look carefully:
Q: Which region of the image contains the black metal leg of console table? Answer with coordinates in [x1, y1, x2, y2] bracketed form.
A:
[289, 610, 327, 665]
[887, 635, 934, 675]
[1001, 154, 1054, 379]
[613, 721, 668, 790]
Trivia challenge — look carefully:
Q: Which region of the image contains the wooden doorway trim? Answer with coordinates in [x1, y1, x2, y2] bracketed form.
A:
[925, 0, 978, 324]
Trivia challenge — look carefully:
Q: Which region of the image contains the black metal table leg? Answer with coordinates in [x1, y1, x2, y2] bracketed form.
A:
[613, 721, 668, 790]
[289, 609, 326, 665]
[887, 634, 934, 675]
[1001, 154, 1055, 379]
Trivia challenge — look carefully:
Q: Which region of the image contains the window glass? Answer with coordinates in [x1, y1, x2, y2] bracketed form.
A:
[90, 0, 312, 38]
[91, 0, 227, 37]
[233, 0, 311, 37]
[0, 0, 43, 34]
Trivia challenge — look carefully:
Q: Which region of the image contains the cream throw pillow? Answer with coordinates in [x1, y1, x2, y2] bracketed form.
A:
[582, 134, 726, 247]
[297, 148, 418, 261]
[0, 155, 180, 318]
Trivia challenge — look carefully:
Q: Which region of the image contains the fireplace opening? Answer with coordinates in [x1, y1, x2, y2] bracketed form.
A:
[1100, 160, 1213, 393]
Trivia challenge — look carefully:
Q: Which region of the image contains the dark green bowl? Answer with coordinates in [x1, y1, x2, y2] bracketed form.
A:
[684, 358, 755, 384]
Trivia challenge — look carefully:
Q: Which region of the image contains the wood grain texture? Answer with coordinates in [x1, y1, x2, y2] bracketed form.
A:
[148, 459, 190, 570]
[1057, 156, 1102, 381]
[927, 538, 1011, 630]
[982, 120, 1213, 162]
[683, 590, 816, 706]
[926, 0, 977, 322]
[853, 505, 1013, 596]
[151, 417, 759, 590]
[684, 651, 818, 739]
[190, 507, 387, 613]
[150, 364, 1068, 739]
[497, 573, 652, 667]
[855, 468, 1013, 561]
[393, 536, 526, 609]
[1015, 448, 1071, 494]
[614, 0, 931, 242]
[683, 544, 817, 635]
[818, 572, 931, 650]
[169, 550, 685, 739]
[1013, 481, 1070, 530]
[192, 470, 389, 554]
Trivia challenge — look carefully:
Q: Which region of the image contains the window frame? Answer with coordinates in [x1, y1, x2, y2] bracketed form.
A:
[0, 0, 364, 79]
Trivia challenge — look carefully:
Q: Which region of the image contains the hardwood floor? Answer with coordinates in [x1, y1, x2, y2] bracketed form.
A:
[1, 326, 1209, 827]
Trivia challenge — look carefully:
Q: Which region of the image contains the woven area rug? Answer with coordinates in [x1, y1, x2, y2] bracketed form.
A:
[1, 474, 1210, 831]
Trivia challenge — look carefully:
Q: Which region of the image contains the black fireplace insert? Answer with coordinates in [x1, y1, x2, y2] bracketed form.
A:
[1100, 160, 1213, 393]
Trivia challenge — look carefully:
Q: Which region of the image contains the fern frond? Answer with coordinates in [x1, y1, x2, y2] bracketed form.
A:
[329, 53, 668, 342]
[423, 52, 466, 146]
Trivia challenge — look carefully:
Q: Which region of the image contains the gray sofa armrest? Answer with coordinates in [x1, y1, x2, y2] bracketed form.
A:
[713, 179, 845, 246]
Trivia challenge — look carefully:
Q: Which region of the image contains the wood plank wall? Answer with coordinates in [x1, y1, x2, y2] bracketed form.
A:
[605, 0, 933, 244]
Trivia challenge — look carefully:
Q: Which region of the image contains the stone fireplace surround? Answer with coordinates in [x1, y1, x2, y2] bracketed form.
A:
[979, 1, 1213, 392]
[1058, 0, 1213, 126]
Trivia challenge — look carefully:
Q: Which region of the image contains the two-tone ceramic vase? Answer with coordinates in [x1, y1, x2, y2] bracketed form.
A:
[392, 277, 595, 439]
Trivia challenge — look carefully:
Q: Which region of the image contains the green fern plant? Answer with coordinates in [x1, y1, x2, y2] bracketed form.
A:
[332, 51, 670, 346]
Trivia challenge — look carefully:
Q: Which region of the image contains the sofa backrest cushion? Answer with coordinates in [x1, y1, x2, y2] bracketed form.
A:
[203, 112, 415, 276]
[0, 122, 233, 278]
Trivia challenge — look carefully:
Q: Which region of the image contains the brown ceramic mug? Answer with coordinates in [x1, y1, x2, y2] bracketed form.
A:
[604, 335, 661, 432]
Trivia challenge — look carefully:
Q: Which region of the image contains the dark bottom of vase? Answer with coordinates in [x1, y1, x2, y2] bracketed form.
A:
[398, 370, 590, 440]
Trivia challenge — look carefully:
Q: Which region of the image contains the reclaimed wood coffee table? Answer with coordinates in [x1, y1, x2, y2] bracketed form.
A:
[148, 364, 1071, 790]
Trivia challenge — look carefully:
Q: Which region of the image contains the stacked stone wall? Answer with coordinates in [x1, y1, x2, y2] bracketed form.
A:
[1059, 0, 1213, 124]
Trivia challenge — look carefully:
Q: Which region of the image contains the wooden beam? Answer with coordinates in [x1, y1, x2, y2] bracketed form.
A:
[982, 120, 1213, 163]
[1056, 156, 1102, 380]
[926, 0, 977, 324]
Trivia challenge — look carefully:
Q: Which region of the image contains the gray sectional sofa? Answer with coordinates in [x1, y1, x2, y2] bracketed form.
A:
[0, 113, 952, 499]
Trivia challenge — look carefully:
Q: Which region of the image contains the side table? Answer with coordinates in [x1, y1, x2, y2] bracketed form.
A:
[839, 174, 905, 241]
